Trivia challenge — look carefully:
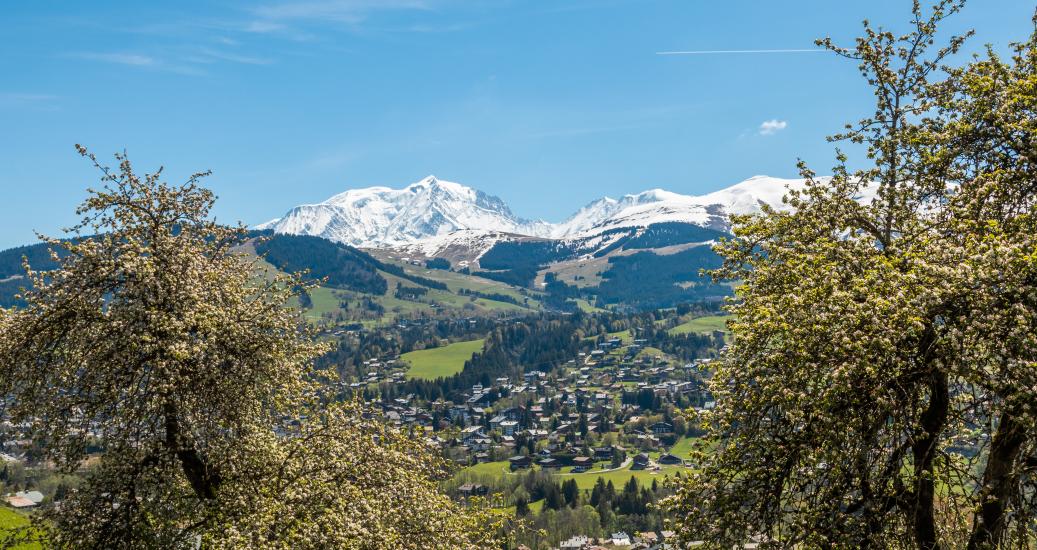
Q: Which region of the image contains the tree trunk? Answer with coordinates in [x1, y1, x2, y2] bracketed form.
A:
[164, 401, 222, 500]
[911, 371, 949, 550]
[967, 410, 1026, 549]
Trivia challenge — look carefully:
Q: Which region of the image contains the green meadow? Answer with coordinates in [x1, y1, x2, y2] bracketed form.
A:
[0, 507, 41, 550]
[402, 338, 486, 380]
[668, 314, 731, 336]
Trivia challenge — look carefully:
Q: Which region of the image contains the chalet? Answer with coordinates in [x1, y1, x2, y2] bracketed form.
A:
[508, 455, 532, 470]
[461, 426, 486, 445]
[468, 391, 494, 406]
[17, 491, 44, 505]
[457, 483, 489, 498]
[632, 453, 651, 470]
[468, 438, 492, 452]
[651, 421, 674, 435]
[524, 429, 549, 441]
[559, 535, 591, 549]
[610, 532, 632, 546]
[537, 457, 560, 469]
[4, 490, 43, 509]
[593, 446, 614, 461]
[499, 407, 524, 421]
[4, 495, 35, 509]
[553, 422, 573, 435]
[635, 531, 659, 546]
[499, 420, 519, 436]
[572, 456, 593, 468]
[448, 406, 470, 422]
[658, 453, 683, 465]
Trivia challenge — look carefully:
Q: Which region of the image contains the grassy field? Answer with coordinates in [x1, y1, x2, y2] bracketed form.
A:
[668, 314, 731, 336]
[607, 330, 633, 343]
[574, 299, 606, 313]
[554, 463, 686, 490]
[374, 256, 540, 305]
[402, 338, 486, 380]
[0, 507, 41, 550]
[460, 460, 511, 477]
[460, 460, 691, 492]
[303, 286, 347, 320]
[666, 436, 703, 459]
[636, 346, 669, 360]
[535, 256, 609, 288]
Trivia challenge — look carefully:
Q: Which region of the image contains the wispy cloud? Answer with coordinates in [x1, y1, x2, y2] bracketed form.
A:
[73, 52, 156, 66]
[242, 20, 289, 33]
[68, 51, 207, 75]
[0, 93, 60, 110]
[190, 47, 274, 65]
[251, 0, 430, 25]
[68, 43, 276, 76]
[657, 49, 821, 55]
[759, 119, 788, 135]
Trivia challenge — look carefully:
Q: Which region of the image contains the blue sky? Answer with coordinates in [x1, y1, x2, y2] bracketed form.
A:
[1, 0, 1033, 249]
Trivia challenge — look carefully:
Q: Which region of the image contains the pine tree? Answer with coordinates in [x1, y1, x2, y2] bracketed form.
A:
[515, 495, 531, 517]
[562, 478, 580, 508]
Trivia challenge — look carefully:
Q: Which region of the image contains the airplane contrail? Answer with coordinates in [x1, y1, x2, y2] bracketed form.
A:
[656, 49, 822, 55]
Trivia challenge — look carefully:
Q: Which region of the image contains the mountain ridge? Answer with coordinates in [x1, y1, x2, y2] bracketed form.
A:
[260, 174, 821, 251]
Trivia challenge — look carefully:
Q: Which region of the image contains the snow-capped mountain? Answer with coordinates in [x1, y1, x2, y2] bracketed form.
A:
[261, 175, 551, 248]
[549, 175, 826, 238]
[260, 174, 821, 254]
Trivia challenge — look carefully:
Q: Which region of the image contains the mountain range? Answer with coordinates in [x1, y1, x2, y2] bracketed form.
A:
[0, 175, 824, 313]
[258, 175, 814, 261]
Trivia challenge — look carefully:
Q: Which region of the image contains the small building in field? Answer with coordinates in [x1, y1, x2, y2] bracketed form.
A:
[651, 421, 674, 435]
[508, 455, 532, 470]
[457, 483, 489, 498]
[572, 456, 593, 468]
[658, 453, 683, 465]
[537, 457, 561, 469]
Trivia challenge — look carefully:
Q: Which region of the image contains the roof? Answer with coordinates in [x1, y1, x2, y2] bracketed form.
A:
[15, 490, 44, 504]
[5, 496, 36, 508]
